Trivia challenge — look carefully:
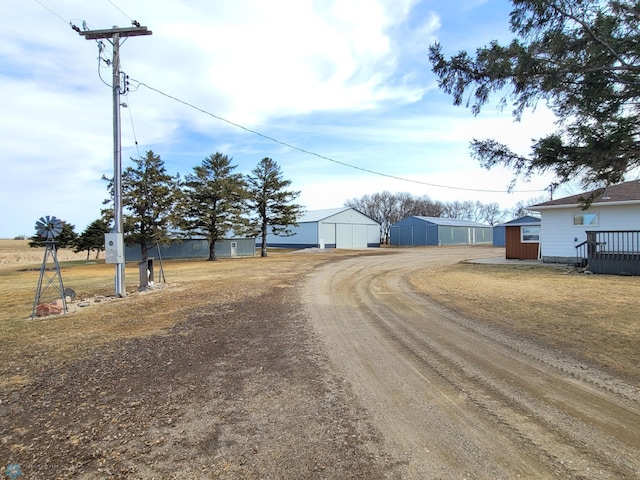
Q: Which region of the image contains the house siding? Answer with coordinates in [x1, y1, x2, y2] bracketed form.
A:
[539, 204, 640, 262]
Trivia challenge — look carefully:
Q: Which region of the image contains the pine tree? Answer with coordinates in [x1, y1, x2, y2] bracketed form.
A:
[429, 0, 640, 194]
[117, 150, 180, 261]
[74, 219, 110, 259]
[247, 157, 303, 257]
[178, 153, 250, 261]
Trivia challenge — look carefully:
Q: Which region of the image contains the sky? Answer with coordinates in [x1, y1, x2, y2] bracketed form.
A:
[1, 0, 574, 238]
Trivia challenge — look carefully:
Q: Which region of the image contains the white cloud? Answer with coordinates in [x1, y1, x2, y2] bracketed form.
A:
[0, 1, 568, 237]
[131, 0, 428, 124]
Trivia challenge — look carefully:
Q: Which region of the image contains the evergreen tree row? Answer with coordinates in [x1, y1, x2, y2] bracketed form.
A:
[30, 151, 303, 261]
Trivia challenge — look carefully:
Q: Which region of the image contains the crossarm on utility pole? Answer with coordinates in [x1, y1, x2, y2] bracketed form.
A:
[79, 26, 152, 40]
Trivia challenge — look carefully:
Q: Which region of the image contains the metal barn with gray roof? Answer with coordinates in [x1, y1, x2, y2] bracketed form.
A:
[264, 207, 381, 249]
[390, 216, 493, 246]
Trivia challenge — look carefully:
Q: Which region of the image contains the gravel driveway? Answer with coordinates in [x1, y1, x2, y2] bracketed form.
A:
[304, 248, 640, 479]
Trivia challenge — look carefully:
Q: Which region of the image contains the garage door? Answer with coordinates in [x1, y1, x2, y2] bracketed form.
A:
[336, 224, 367, 248]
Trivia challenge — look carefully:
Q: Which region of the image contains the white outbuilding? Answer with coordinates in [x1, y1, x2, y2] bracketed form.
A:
[264, 208, 381, 249]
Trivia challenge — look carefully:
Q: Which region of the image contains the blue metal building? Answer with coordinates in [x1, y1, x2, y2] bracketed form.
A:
[390, 216, 493, 246]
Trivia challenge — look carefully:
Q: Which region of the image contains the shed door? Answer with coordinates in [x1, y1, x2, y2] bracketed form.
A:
[336, 224, 367, 248]
[353, 225, 367, 247]
[336, 224, 352, 248]
[230, 242, 237, 257]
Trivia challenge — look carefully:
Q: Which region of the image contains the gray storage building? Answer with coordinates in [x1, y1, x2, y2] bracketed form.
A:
[124, 238, 255, 261]
[265, 207, 381, 249]
[390, 216, 493, 246]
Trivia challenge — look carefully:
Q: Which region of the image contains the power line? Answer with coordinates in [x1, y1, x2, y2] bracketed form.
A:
[123, 93, 141, 158]
[129, 78, 544, 194]
[33, 0, 68, 25]
[96, 41, 112, 88]
[106, 0, 132, 22]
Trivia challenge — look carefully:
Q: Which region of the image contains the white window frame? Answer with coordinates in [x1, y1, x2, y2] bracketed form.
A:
[572, 212, 598, 227]
[521, 225, 540, 243]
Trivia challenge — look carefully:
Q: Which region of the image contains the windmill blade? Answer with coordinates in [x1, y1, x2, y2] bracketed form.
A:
[51, 218, 63, 237]
[35, 218, 48, 238]
[34, 215, 63, 240]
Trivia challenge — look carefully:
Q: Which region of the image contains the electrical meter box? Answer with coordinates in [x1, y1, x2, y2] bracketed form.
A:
[105, 233, 124, 264]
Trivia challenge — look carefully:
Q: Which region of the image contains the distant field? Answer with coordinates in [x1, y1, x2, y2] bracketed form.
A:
[0, 239, 88, 267]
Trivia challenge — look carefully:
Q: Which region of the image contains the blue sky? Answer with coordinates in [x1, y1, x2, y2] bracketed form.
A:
[1, 0, 569, 238]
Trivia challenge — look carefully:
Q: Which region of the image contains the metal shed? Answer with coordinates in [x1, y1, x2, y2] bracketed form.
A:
[390, 216, 493, 246]
[124, 238, 255, 261]
[265, 207, 381, 249]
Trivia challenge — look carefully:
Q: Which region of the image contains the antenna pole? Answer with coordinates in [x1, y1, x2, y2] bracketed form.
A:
[78, 25, 152, 297]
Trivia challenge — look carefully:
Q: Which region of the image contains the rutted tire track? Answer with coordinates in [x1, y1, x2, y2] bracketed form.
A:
[362, 275, 640, 478]
[304, 248, 640, 479]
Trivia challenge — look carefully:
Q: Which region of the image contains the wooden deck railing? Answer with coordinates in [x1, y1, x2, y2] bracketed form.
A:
[575, 230, 640, 275]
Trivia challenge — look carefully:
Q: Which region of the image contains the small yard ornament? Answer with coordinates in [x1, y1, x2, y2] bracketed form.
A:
[31, 216, 68, 318]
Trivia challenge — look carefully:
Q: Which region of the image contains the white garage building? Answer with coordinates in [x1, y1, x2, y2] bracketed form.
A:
[265, 208, 381, 249]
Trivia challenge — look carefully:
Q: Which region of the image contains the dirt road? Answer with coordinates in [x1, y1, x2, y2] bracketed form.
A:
[303, 247, 640, 479]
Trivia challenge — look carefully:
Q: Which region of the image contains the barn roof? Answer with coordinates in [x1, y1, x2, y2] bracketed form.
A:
[298, 207, 377, 223]
[499, 215, 541, 226]
[411, 216, 490, 227]
[531, 180, 640, 209]
[298, 208, 347, 222]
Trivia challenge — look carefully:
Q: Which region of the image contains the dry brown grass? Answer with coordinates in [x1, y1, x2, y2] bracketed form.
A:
[408, 262, 640, 383]
[0, 241, 365, 389]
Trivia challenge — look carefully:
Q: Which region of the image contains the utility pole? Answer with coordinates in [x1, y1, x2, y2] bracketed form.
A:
[77, 24, 152, 297]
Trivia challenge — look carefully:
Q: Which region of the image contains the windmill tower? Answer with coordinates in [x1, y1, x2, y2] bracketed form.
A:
[31, 216, 68, 318]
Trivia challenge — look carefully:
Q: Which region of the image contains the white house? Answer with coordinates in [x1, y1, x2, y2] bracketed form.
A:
[530, 180, 640, 264]
[264, 207, 381, 249]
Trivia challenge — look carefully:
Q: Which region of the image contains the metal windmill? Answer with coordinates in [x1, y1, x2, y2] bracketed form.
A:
[31, 215, 68, 318]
